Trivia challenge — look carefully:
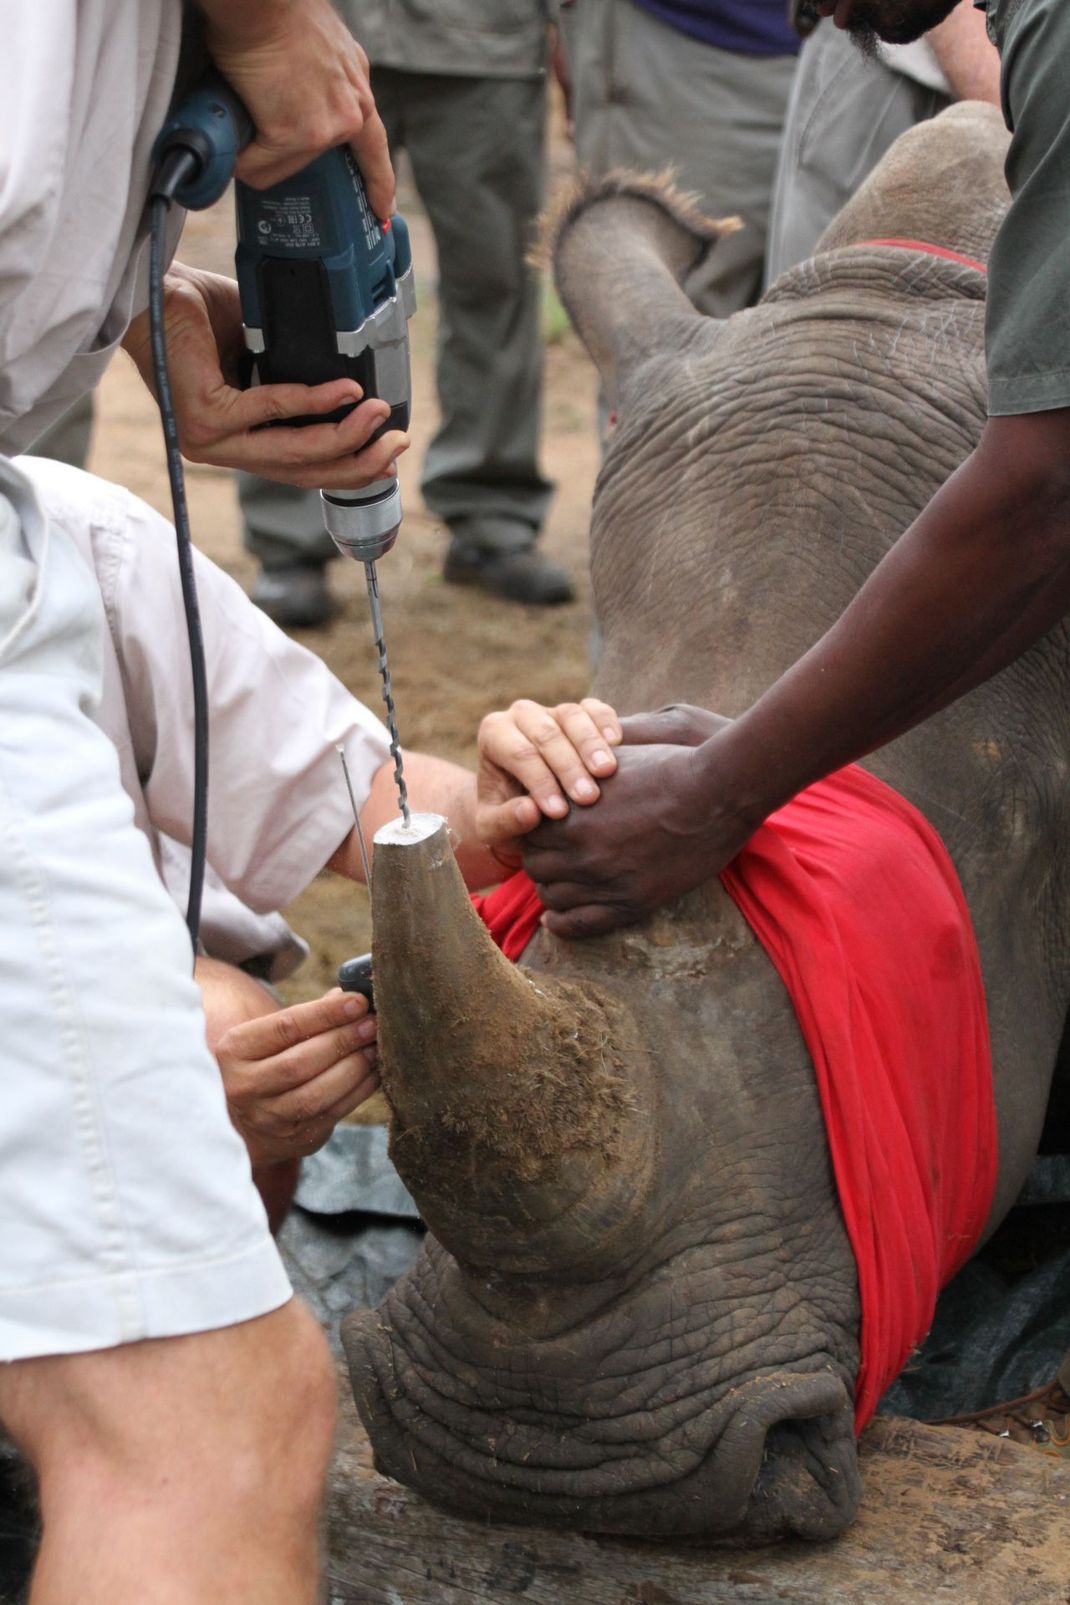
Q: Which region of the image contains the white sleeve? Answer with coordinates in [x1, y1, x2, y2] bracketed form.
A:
[25, 458, 391, 914]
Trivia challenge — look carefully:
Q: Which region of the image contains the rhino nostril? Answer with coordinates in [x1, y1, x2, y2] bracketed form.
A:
[705, 1371, 859, 1541]
[750, 1407, 861, 1541]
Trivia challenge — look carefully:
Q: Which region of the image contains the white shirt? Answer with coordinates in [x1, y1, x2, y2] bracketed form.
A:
[18, 456, 391, 978]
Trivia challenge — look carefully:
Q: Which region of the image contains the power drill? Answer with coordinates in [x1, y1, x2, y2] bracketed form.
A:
[152, 75, 415, 824]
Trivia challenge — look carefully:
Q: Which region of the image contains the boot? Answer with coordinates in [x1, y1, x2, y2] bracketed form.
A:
[443, 517, 574, 606]
[251, 563, 332, 629]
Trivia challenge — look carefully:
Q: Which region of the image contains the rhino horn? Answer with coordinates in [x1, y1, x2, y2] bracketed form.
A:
[371, 815, 653, 1275]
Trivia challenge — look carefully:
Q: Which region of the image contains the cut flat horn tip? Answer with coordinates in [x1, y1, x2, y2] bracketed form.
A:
[373, 812, 445, 847]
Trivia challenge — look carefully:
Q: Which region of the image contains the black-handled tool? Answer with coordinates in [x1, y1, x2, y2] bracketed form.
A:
[337, 952, 374, 1010]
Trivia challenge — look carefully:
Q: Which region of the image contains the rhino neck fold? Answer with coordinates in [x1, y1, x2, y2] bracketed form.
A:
[371, 819, 654, 1276]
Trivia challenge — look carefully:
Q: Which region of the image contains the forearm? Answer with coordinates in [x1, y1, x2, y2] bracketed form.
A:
[329, 754, 500, 889]
[710, 413, 1070, 825]
[928, 0, 1001, 103]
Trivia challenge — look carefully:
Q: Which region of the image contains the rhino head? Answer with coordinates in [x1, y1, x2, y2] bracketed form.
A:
[343, 816, 861, 1541]
[343, 103, 1021, 1542]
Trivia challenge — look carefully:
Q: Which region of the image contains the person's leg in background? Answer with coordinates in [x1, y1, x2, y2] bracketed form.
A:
[561, 0, 797, 320]
[398, 68, 572, 605]
[678, 46, 798, 318]
[241, 475, 340, 629]
[764, 22, 948, 285]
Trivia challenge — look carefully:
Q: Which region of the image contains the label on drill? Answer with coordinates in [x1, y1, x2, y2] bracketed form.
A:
[255, 194, 322, 249]
[343, 149, 382, 254]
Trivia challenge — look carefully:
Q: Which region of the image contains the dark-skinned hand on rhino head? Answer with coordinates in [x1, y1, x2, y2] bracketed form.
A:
[527, 0, 1070, 939]
[342, 102, 1069, 1544]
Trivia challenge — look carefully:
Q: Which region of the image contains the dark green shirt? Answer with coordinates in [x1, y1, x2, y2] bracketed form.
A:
[976, 0, 1070, 415]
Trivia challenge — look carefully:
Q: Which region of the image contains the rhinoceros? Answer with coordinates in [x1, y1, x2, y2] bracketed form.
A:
[342, 102, 1067, 1544]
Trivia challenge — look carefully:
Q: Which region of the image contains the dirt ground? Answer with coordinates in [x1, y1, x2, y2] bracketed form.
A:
[88, 117, 598, 1007]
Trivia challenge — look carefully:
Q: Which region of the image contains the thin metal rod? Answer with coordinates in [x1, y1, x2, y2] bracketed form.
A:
[336, 743, 374, 887]
[364, 559, 411, 825]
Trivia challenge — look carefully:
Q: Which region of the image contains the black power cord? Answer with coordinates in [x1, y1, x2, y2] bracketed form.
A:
[148, 149, 209, 950]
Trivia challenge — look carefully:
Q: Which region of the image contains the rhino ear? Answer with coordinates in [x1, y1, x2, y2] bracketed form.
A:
[546, 171, 737, 404]
[371, 816, 655, 1276]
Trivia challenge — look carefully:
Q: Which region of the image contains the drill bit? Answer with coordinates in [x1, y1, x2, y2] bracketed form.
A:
[336, 743, 374, 887]
[363, 560, 411, 825]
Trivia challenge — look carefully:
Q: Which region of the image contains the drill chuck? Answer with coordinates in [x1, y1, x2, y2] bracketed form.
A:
[322, 478, 402, 563]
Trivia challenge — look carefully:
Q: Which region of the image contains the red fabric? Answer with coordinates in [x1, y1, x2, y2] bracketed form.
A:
[857, 237, 988, 275]
[472, 868, 545, 961]
[472, 765, 996, 1431]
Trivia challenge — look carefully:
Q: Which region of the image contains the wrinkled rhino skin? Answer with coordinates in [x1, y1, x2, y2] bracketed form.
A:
[344, 105, 1067, 1544]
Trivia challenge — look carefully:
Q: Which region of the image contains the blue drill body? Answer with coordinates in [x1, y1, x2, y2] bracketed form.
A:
[154, 76, 414, 434]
